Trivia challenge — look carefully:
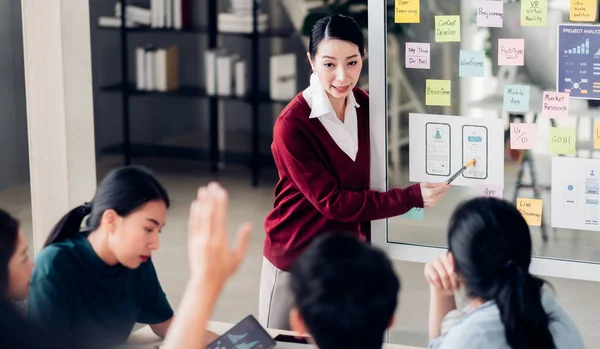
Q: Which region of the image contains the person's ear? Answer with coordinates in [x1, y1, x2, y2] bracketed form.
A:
[289, 308, 309, 335]
[306, 52, 315, 72]
[101, 209, 119, 235]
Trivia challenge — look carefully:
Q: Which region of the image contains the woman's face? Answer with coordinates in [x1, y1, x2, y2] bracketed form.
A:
[308, 38, 363, 101]
[7, 231, 34, 301]
[108, 200, 167, 269]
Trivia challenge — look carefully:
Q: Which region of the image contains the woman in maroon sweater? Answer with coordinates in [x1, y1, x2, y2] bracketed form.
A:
[259, 14, 449, 330]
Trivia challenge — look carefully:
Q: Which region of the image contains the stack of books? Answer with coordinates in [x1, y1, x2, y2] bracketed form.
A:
[218, 0, 268, 33]
[204, 49, 247, 97]
[136, 45, 179, 92]
[98, 0, 192, 29]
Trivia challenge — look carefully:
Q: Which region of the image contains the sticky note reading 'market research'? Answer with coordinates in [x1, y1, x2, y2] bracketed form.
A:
[395, 0, 420, 23]
[498, 39, 525, 66]
[435, 15, 461, 42]
[542, 91, 569, 118]
[570, 0, 597, 22]
[510, 123, 537, 150]
[503, 85, 530, 112]
[406, 43, 430, 69]
[521, 0, 548, 26]
[517, 198, 543, 226]
[550, 127, 576, 154]
[425, 80, 451, 106]
[477, 1, 504, 27]
[459, 50, 485, 77]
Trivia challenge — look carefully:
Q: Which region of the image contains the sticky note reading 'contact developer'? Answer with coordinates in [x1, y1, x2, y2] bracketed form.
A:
[425, 80, 451, 106]
[435, 15, 461, 42]
[503, 85, 530, 112]
[517, 198, 543, 226]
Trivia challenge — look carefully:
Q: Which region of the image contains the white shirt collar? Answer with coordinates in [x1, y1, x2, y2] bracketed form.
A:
[306, 73, 360, 119]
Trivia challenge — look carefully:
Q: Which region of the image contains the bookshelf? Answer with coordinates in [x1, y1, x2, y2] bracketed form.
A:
[98, 0, 295, 187]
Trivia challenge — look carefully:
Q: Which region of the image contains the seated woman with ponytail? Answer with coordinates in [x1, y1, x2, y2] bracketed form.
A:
[425, 197, 584, 349]
[27, 166, 215, 348]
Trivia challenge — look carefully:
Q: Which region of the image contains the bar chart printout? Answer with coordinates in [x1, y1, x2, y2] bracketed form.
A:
[557, 24, 600, 100]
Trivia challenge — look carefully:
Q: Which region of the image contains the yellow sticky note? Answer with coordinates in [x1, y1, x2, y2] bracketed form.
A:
[521, 0, 547, 26]
[595, 122, 600, 149]
[517, 198, 543, 226]
[549, 127, 576, 154]
[395, 0, 420, 23]
[425, 80, 451, 106]
[435, 16, 461, 42]
[570, 0, 598, 22]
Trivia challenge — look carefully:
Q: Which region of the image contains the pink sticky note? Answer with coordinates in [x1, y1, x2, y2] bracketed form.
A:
[477, 185, 503, 198]
[498, 39, 525, 66]
[477, 1, 504, 27]
[406, 42, 430, 69]
[542, 91, 569, 118]
[510, 123, 536, 150]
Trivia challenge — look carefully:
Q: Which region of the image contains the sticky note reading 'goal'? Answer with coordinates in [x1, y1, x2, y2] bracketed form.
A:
[549, 127, 576, 154]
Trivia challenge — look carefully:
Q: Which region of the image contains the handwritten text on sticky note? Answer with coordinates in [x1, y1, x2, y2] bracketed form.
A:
[517, 198, 543, 226]
[435, 16, 461, 42]
[477, 1, 504, 27]
[401, 207, 424, 220]
[426, 80, 451, 106]
[498, 39, 525, 66]
[395, 0, 420, 23]
[570, 0, 597, 22]
[510, 123, 537, 150]
[595, 122, 600, 149]
[406, 43, 430, 69]
[550, 127, 576, 154]
[459, 50, 485, 77]
[503, 85, 530, 112]
[521, 0, 548, 26]
[542, 91, 569, 118]
[477, 186, 503, 199]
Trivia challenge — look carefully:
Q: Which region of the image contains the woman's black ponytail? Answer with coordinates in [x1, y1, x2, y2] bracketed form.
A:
[448, 197, 556, 349]
[43, 203, 91, 247]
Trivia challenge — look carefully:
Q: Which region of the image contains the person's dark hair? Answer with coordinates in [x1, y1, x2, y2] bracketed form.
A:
[308, 14, 365, 60]
[448, 197, 555, 349]
[0, 210, 19, 297]
[44, 166, 170, 248]
[290, 233, 399, 349]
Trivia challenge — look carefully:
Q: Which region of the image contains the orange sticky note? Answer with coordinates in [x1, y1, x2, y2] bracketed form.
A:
[595, 122, 600, 149]
[517, 198, 543, 226]
[395, 0, 420, 23]
[510, 123, 536, 150]
[570, 0, 598, 22]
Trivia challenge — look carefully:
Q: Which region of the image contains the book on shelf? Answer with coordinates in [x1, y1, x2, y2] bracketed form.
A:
[98, 16, 138, 28]
[234, 60, 247, 97]
[101, 0, 192, 30]
[270, 54, 297, 101]
[218, 12, 268, 33]
[204, 49, 247, 97]
[136, 44, 179, 92]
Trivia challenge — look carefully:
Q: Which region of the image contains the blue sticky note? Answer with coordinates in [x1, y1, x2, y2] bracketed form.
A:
[401, 207, 424, 220]
[459, 50, 485, 77]
[503, 85, 530, 112]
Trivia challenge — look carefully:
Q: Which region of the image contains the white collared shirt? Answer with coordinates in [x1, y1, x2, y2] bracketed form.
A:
[302, 73, 360, 161]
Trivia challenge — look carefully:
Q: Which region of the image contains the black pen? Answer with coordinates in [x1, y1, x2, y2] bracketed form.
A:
[446, 158, 476, 184]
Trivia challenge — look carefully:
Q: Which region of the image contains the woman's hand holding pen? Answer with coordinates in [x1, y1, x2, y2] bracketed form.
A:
[420, 182, 449, 208]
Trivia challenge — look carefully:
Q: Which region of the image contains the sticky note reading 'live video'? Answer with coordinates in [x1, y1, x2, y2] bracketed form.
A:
[401, 207, 424, 220]
[435, 15, 461, 42]
[521, 0, 548, 26]
[477, 185, 503, 199]
[498, 39, 525, 66]
[459, 50, 485, 77]
[594, 122, 600, 149]
[395, 0, 420, 23]
[570, 0, 597, 22]
[517, 198, 543, 226]
[510, 123, 537, 150]
[542, 91, 569, 118]
[477, 1, 504, 27]
[426, 80, 451, 106]
[549, 127, 576, 154]
[406, 43, 430, 69]
[503, 85, 530, 112]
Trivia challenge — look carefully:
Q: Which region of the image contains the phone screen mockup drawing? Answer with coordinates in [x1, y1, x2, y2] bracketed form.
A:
[584, 167, 599, 225]
[425, 122, 451, 176]
[462, 125, 488, 180]
[206, 315, 276, 349]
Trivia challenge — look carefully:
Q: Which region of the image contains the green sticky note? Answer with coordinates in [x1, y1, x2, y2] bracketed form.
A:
[549, 127, 576, 154]
[521, 0, 548, 26]
[426, 79, 451, 106]
[435, 15, 461, 42]
[401, 207, 424, 220]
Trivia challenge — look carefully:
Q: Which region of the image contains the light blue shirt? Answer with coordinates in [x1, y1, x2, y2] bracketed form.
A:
[429, 289, 585, 349]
